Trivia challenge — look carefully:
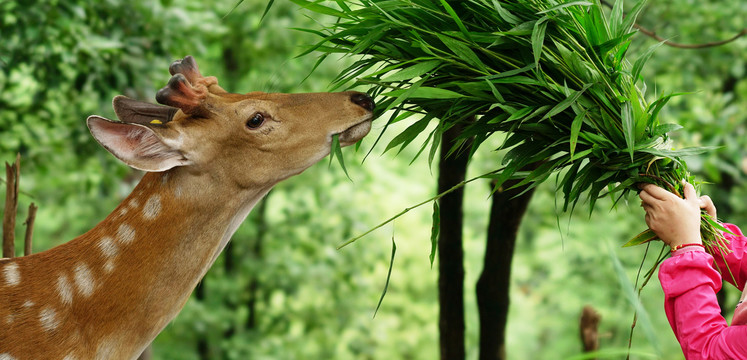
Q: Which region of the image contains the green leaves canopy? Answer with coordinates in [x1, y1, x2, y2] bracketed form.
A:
[295, 0, 726, 248]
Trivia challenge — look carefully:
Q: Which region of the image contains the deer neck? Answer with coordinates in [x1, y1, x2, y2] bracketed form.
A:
[95, 169, 271, 323]
[0, 169, 271, 358]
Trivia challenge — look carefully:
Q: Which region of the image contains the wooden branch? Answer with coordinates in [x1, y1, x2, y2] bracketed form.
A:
[634, 26, 747, 49]
[3, 153, 20, 258]
[24, 202, 37, 256]
[600, 0, 747, 49]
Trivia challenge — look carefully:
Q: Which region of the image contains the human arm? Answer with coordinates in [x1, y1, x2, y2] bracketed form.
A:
[711, 223, 747, 290]
[640, 182, 747, 358]
[659, 250, 747, 359]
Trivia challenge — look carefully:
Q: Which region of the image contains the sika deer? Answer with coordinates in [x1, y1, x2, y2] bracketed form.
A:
[0, 56, 374, 359]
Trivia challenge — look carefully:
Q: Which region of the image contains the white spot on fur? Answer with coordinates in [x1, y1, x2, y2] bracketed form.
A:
[73, 263, 95, 298]
[3, 263, 20, 286]
[95, 339, 116, 359]
[142, 194, 161, 220]
[98, 236, 118, 258]
[22, 300, 33, 308]
[174, 185, 183, 198]
[117, 224, 136, 244]
[128, 198, 140, 209]
[5, 314, 13, 324]
[63, 354, 77, 360]
[56, 274, 74, 305]
[118, 207, 128, 217]
[103, 260, 115, 274]
[0, 353, 17, 360]
[39, 307, 60, 331]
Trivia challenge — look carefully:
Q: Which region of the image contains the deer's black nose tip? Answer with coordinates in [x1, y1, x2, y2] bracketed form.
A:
[351, 93, 375, 112]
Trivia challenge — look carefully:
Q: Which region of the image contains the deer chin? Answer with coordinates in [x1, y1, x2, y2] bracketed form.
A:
[337, 119, 373, 146]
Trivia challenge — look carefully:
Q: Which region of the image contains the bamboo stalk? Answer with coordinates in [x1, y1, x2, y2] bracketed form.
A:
[2, 154, 20, 258]
[24, 202, 37, 256]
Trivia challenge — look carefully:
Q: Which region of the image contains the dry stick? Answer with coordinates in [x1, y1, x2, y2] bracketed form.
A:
[2, 154, 20, 258]
[24, 202, 37, 256]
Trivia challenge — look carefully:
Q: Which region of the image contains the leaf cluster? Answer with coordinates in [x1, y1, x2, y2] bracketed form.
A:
[295, 0, 727, 248]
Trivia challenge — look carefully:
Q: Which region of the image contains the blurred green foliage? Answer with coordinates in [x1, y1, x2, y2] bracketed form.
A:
[0, 0, 745, 359]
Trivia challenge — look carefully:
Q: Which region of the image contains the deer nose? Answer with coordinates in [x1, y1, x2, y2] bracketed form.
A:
[350, 93, 375, 112]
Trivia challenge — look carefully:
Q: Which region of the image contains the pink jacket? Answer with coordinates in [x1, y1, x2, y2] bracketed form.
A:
[659, 223, 747, 359]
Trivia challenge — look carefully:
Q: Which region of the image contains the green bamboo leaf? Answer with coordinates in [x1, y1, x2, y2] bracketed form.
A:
[289, 0, 349, 18]
[638, 146, 713, 158]
[384, 114, 434, 154]
[260, 0, 275, 23]
[480, 63, 536, 80]
[538, 1, 594, 14]
[609, 0, 624, 37]
[329, 134, 351, 180]
[621, 0, 648, 34]
[569, 108, 587, 159]
[373, 237, 397, 318]
[622, 102, 635, 161]
[428, 124, 443, 168]
[224, 0, 246, 19]
[651, 123, 683, 137]
[439, 0, 472, 42]
[484, 79, 505, 102]
[541, 83, 593, 120]
[488, 76, 540, 85]
[383, 86, 466, 99]
[429, 201, 440, 268]
[532, 17, 549, 66]
[436, 34, 488, 74]
[561, 160, 583, 211]
[607, 242, 662, 356]
[632, 41, 665, 83]
[646, 92, 690, 124]
[491, 0, 521, 24]
[383, 60, 441, 82]
[623, 229, 659, 247]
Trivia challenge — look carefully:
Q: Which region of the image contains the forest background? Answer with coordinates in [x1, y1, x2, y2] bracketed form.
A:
[0, 0, 746, 359]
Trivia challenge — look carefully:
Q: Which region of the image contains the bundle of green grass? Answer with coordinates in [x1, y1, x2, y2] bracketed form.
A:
[294, 0, 727, 250]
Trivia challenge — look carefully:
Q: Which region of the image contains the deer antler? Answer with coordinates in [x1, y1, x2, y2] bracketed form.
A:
[156, 55, 220, 115]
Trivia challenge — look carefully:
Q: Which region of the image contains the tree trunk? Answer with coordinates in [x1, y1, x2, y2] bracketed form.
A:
[475, 177, 536, 360]
[438, 123, 471, 360]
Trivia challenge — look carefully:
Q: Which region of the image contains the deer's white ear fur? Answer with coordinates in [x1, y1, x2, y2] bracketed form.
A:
[87, 115, 191, 172]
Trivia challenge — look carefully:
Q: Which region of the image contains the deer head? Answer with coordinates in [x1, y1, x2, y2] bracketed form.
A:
[88, 55, 375, 188]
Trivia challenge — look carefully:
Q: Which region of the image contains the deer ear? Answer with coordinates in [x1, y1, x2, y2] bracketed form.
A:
[87, 115, 191, 172]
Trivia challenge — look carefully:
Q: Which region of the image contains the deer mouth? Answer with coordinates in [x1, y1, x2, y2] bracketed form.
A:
[337, 118, 373, 145]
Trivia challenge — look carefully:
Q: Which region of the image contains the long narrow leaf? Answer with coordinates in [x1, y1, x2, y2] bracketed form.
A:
[532, 17, 549, 66]
[429, 201, 440, 268]
[329, 134, 351, 180]
[374, 237, 397, 318]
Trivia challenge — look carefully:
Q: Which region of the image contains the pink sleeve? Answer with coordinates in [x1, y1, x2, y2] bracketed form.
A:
[711, 223, 747, 290]
[659, 250, 747, 359]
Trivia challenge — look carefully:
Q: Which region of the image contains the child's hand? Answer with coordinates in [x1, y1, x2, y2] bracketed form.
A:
[639, 181, 704, 248]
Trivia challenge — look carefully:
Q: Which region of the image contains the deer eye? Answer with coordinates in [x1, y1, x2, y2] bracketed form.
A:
[246, 113, 265, 129]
